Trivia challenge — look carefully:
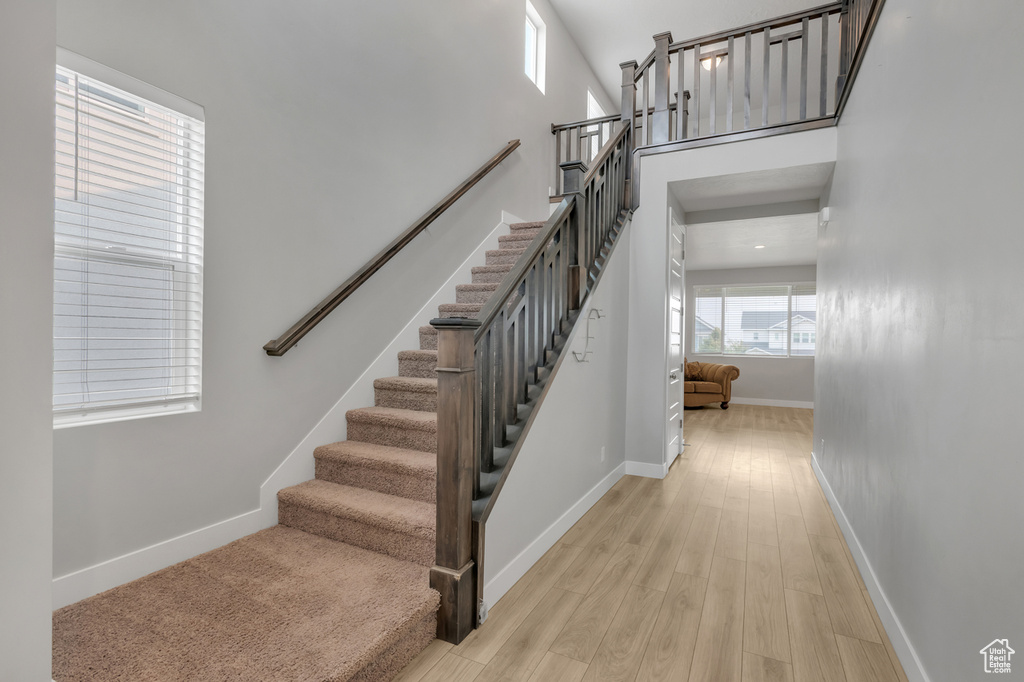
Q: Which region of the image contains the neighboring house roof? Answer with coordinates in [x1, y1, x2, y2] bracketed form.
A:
[693, 315, 715, 334]
[744, 347, 774, 355]
[740, 310, 816, 330]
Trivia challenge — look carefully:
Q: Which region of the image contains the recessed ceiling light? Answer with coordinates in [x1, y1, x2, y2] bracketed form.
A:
[754, 245, 766, 249]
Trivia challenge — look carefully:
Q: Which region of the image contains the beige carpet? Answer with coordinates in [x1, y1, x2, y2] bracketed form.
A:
[53, 526, 438, 681]
[52, 221, 546, 681]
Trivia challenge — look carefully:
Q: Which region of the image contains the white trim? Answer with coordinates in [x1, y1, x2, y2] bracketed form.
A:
[625, 460, 669, 478]
[56, 47, 205, 121]
[811, 453, 931, 682]
[52, 509, 262, 609]
[484, 462, 624, 607]
[52, 213, 520, 609]
[730, 397, 814, 409]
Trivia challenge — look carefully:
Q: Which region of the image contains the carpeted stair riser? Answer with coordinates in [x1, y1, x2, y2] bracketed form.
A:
[348, 611, 437, 682]
[278, 481, 435, 566]
[455, 283, 499, 304]
[486, 248, 525, 266]
[346, 407, 438, 453]
[418, 325, 438, 350]
[315, 441, 436, 503]
[510, 221, 545, 232]
[498, 233, 535, 249]
[373, 376, 438, 412]
[438, 302, 483, 319]
[472, 264, 514, 284]
[398, 349, 437, 378]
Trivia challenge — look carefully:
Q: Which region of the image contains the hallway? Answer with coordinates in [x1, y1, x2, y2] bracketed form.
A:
[395, 405, 908, 682]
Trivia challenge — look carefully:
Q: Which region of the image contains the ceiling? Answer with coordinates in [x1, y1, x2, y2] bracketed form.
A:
[685, 214, 818, 270]
[548, 0, 827, 101]
[670, 163, 834, 271]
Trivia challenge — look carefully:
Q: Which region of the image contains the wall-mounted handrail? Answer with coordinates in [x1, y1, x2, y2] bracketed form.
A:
[430, 123, 631, 644]
[263, 139, 521, 356]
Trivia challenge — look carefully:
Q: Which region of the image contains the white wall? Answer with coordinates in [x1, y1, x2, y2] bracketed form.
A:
[485, 222, 630, 606]
[0, 2, 55, 679]
[627, 127, 836, 467]
[686, 265, 815, 407]
[51, 0, 613, 586]
[816, 2, 1024, 680]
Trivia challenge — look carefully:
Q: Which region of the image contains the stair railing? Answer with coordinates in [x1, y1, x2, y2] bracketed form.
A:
[263, 139, 521, 356]
[430, 122, 632, 643]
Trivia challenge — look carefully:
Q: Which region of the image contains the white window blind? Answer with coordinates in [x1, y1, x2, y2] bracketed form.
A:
[54, 62, 205, 425]
[694, 284, 816, 357]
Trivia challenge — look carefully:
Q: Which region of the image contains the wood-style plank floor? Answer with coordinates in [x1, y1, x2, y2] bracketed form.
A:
[395, 405, 908, 682]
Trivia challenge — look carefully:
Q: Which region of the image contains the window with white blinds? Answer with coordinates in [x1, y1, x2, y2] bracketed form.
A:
[693, 283, 816, 357]
[54, 58, 205, 426]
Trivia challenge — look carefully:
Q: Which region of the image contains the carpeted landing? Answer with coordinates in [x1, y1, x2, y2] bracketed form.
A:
[52, 221, 546, 681]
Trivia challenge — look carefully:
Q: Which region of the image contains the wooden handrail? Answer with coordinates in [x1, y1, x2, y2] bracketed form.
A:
[263, 139, 521, 356]
[667, 2, 841, 53]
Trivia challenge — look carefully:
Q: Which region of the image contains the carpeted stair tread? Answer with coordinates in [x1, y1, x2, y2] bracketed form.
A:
[52, 525, 438, 682]
[373, 376, 438, 412]
[397, 349, 437, 378]
[438, 302, 484, 318]
[472, 264, 515, 283]
[347, 406, 437, 433]
[418, 325, 438, 350]
[486, 247, 525, 265]
[346, 406, 438, 453]
[456, 282, 499, 304]
[509, 221, 546, 231]
[498, 232, 536, 248]
[279, 480, 435, 540]
[314, 439, 436, 502]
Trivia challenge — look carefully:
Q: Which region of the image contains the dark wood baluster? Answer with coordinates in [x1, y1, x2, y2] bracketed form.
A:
[744, 32, 752, 129]
[781, 37, 789, 123]
[478, 330, 493, 474]
[820, 12, 829, 116]
[726, 36, 735, 132]
[762, 29, 770, 126]
[800, 17, 809, 120]
[692, 43, 701, 137]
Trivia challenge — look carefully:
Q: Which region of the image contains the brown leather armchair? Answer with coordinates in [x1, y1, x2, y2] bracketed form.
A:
[683, 360, 740, 409]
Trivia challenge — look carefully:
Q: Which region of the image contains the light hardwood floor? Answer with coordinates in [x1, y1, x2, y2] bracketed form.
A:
[395, 405, 908, 682]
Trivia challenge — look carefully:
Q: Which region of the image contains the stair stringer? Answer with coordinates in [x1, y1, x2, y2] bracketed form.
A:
[257, 211, 524, 529]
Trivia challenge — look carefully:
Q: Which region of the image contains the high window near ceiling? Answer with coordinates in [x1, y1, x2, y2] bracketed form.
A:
[524, 1, 546, 93]
[54, 51, 205, 427]
[693, 283, 816, 357]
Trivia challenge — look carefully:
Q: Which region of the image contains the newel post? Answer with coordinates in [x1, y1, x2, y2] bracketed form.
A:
[429, 317, 480, 644]
[652, 32, 673, 145]
[560, 160, 587, 310]
[620, 60, 638, 131]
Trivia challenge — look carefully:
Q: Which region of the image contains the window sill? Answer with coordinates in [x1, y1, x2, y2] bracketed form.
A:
[54, 401, 199, 429]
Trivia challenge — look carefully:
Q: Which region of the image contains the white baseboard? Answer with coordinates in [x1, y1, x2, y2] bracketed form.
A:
[52, 508, 263, 609]
[730, 397, 814, 409]
[811, 453, 931, 682]
[483, 462, 625, 607]
[52, 213, 522, 611]
[625, 460, 668, 478]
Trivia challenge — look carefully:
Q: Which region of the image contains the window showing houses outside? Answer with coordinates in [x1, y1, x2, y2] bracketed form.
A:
[694, 284, 816, 357]
[586, 90, 605, 161]
[54, 56, 205, 426]
[524, 1, 546, 92]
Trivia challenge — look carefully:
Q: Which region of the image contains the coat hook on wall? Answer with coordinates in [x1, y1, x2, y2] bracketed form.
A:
[572, 308, 605, 362]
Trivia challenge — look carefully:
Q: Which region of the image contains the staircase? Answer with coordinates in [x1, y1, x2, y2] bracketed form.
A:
[51, 221, 545, 682]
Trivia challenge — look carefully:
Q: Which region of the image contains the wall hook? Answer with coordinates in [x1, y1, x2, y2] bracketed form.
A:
[572, 308, 605, 362]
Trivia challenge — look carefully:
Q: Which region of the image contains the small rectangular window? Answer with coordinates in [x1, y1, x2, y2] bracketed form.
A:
[524, 1, 546, 93]
[54, 52, 205, 426]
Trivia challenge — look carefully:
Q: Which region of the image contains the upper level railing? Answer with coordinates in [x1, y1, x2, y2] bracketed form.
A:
[624, 3, 844, 148]
[263, 139, 521, 356]
[429, 123, 632, 643]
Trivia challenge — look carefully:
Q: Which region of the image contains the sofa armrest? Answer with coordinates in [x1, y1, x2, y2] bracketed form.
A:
[699, 362, 740, 402]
